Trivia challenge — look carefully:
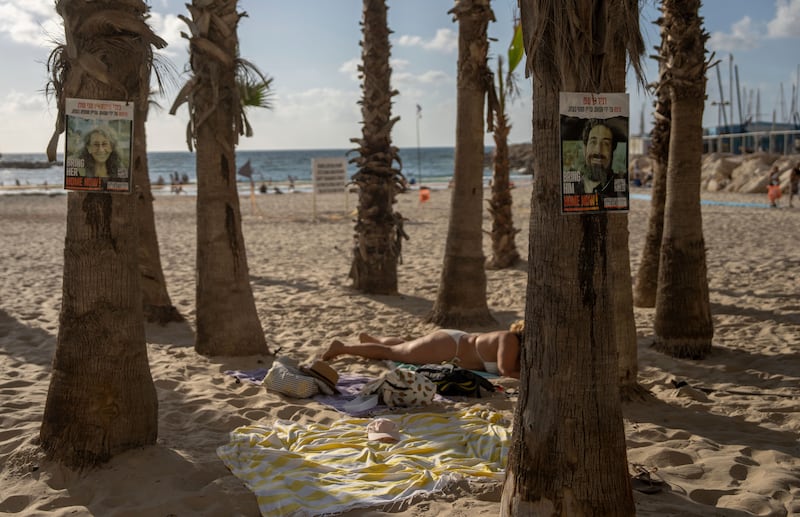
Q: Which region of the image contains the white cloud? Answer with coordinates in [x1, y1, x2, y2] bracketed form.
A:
[395, 28, 457, 54]
[417, 70, 450, 84]
[391, 58, 410, 71]
[148, 12, 187, 57]
[339, 57, 360, 81]
[767, 0, 800, 38]
[0, 90, 48, 113]
[425, 28, 458, 53]
[0, 1, 61, 47]
[396, 34, 423, 47]
[708, 16, 761, 52]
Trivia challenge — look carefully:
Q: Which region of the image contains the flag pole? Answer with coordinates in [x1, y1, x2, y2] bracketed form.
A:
[416, 104, 422, 185]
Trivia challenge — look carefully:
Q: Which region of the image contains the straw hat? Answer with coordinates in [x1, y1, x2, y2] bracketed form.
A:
[300, 360, 340, 394]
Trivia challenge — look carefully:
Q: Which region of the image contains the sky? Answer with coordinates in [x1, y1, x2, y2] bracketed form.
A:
[0, 0, 799, 153]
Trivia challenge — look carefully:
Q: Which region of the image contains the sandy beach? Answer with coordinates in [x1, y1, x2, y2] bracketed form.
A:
[1, 174, 798, 515]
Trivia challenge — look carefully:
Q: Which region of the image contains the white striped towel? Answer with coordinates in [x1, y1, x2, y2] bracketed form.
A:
[217, 407, 510, 516]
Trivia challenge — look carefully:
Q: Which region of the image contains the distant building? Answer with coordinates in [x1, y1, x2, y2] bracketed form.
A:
[629, 136, 651, 156]
[704, 120, 800, 154]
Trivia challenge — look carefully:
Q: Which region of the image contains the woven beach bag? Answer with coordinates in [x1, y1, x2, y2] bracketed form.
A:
[263, 357, 319, 398]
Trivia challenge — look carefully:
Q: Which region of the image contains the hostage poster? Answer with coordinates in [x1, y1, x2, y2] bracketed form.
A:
[560, 92, 629, 213]
[64, 98, 134, 193]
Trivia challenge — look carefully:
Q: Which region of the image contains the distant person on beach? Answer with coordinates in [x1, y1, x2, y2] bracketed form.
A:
[322, 321, 523, 379]
[171, 171, 183, 194]
[768, 165, 782, 208]
[631, 161, 643, 187]
[574, 119, 628, 206]
[789, 162, 799, 208]
[77, 127, 124, 178]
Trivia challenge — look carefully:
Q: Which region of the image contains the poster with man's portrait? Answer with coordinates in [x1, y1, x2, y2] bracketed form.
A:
[560, 92, 629, 213]
[64, 98, 134, 194]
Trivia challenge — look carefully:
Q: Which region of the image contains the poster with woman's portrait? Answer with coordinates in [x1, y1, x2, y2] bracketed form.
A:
[64, 98, 134, 193]
[560, 92, 630, 213]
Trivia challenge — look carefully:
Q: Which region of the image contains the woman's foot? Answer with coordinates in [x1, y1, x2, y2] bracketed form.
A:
[322, 339, 345, 361]
[359, 332, 379, 343]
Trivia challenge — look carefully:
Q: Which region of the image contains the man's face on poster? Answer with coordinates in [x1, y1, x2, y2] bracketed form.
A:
[583, 123, 613, 182]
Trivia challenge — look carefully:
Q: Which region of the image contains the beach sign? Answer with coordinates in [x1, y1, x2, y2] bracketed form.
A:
[312, 157, 347, 194]
[64, 98, 134, 194]
[311, 157, 348, 220]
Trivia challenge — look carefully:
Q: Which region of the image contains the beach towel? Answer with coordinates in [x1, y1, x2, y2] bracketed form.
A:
[217, 408, 511, 517]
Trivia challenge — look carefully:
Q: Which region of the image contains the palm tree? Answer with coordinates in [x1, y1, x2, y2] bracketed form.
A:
[606, 26, 644, 402]
[426, 0, 496, 327]
[634, 18, 671, 309]
[501, 1, 644, 513]
[654, 0, 714, 359]
[485, 22, 522, 270]
[170, 0, 270, 356]
[349, 0, 407, 294]
[136, 84, 184, 325]
[40, 0, 165, 468]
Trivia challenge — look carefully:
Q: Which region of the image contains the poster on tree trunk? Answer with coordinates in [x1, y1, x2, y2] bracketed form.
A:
[63, 98, 134, 194]
[560, 92, 629, 213]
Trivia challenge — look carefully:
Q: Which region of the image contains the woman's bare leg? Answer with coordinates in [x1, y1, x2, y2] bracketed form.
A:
[358, 332, 404, 345]
[323, 332, 457, 364]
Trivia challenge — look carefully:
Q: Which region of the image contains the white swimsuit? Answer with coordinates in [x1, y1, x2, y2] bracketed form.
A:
[440, 329, 499, 374]
[440, 329, 468, 361]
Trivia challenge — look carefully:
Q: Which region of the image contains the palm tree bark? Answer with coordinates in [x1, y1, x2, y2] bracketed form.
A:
[427, 0, 495, 327]
[502, 1, 643, 513]
[186, 0, 268, 356]
[134, 92, 183, 324]
[349, 0, 406, 294]
[487, 107, 521, 270]
[633, 21, 671, 309]
[606, 29, 645, 401]
[40, 0, 162, 468]
[654, 0, 714, 359]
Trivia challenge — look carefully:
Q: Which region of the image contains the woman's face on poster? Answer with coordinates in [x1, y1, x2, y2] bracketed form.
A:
[88, 132, 112, 164]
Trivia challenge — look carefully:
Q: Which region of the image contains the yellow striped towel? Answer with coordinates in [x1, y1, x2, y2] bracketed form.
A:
[217, 407, 510, 516]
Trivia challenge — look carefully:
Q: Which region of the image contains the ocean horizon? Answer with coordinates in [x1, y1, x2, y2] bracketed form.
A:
[0, 145, 531, 196]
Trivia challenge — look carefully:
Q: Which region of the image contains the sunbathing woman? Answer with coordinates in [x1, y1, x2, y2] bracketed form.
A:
[322, 321, 523, 378]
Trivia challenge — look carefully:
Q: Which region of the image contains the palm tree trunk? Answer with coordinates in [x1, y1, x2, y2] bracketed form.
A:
[487, 112, 521, 269]
[349, 0, 404, 294]
[633, 23, 671, 309]
[189, 0, 268, 356]
[41, 0, 161, 468]
[134, 97, 183, 324]
[427, 0, 495, 327]
[502, 0, 643, 512]
[607, 33, 644, 401]
[654, 0, 714, 359]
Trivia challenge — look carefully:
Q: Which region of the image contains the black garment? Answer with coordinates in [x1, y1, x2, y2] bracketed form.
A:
[572, 170, 629, 210]
[574, 175, 621, 196]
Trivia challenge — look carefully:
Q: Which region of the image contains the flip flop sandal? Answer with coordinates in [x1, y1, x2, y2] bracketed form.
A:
[631, 471, 666, 494]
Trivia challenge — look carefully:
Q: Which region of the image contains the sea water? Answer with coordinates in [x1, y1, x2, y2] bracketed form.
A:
[0, 146, 525, 195]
